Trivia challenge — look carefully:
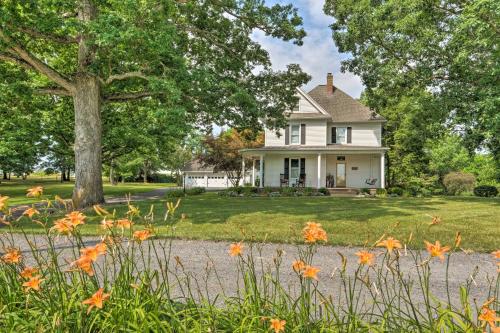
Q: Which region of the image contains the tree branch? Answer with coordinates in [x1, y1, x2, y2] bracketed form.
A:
[35, 87, 73, 96]
[105, 71, 148, 85]
[8, 25, 77, 44]
[104, 91, 159, 102]
[0, 53, 35, 71]
[0, 28, 76, 94]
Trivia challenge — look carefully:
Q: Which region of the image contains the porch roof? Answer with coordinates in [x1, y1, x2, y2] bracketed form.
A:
[241, 145, 389, 156]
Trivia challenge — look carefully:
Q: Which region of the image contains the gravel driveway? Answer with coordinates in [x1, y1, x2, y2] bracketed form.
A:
[2, 233, 497, 311]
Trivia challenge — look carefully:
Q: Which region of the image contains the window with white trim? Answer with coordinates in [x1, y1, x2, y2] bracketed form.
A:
[336, 127, 347, 144]
[290, 124, 300, 144]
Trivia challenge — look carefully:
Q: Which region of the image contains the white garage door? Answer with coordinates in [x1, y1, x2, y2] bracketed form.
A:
[185, 175, 206, 187]
[207, 176, 227, 187]
[185, 174, 229, 188]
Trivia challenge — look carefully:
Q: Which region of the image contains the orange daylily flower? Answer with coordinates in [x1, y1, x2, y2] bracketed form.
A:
[80, 243, 107, 262]
[302, 222, 328, 243]
[22, 275, 44, 292]
[376, 237, 402, 253]
[52, 219, 74, 235]
[82, 288, 111, 314]
[71, 256, 94, 276]
[292, 260, 306, 272]
[133, 229, 152, 242]
[20, 266, 39, 279]
[116, 218, 132, 230]
[0, 195, 10, 210]
[356, 250, 375, 266]
[269, 318, 286, 333]
[229, 242, 243, 256]
[2, 248, 21, 264]
[424, 240, 451, 261]
[23, 207, 39, 218]
[302, 265, 320, 280]
[100, 218, 114, 230]
[479, 305, 499, 326]
[492, 250, 500, 260]
[26, 186, 43, 198]
[65, 211, 86, 227]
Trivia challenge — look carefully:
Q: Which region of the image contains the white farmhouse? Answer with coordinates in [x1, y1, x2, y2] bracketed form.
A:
[241, 73, 388, 192]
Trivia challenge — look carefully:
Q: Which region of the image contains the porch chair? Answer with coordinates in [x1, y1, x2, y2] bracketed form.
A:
[280, 174, 289, 187]
[326, 174, 335, 188]
[297, 174, 306, 187]
[365, 178, 377, 186]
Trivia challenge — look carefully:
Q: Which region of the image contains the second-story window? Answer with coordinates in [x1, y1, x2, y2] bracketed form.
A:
[336, 127, 347, 144]
[291, 124, 300, 144]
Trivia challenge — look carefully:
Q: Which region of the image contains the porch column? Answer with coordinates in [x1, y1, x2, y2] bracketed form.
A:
[380, 153, 385, 189]
[317, 153, 322, 188]
[252, 159, 256, 187]
[259, 155, 264, 188]
[241, 158, 246, 186]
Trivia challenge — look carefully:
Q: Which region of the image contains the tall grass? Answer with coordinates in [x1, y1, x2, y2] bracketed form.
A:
[0, 190, 498, 332]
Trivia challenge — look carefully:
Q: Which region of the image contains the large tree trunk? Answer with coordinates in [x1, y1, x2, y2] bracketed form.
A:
[3, 172, 7, 180]
[72, 75, 104, 208]
[71, 0, 103, 208]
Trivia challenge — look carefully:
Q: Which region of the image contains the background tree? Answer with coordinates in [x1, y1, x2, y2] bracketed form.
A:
[0, 1, 309, 207]
[40, 99, 75, 182]
[0, 64, 43, 180]
[199, 129, 264, 187]
[325, 0, 500, 182]
[426, 135, 471, 182]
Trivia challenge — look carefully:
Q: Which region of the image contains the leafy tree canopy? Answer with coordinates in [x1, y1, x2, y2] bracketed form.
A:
[0, 0, 310, 206]
[199, 129, 263, 186]
[325, 0, 500, 177]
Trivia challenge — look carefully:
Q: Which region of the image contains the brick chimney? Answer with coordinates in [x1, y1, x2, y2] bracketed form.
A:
[326, 73, 333, 94]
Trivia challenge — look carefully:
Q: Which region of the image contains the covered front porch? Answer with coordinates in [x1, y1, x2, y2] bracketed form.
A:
[241, 147, 388, 189]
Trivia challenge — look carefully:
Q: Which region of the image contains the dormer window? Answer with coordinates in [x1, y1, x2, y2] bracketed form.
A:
[290, 124, 300, 144]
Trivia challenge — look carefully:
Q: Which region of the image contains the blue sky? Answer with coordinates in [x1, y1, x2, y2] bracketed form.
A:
[253, 0, 364, 98]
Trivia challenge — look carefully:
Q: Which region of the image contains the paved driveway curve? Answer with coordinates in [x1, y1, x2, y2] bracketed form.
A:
[2, 234, 497, 309]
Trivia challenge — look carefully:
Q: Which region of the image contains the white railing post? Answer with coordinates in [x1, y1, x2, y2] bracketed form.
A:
[241, 158, 246, 186]
[317, 154, 322, 188]
[380, 153, 385, 189]
[259, 155, 264, 188]
[252, 159, 256, 187]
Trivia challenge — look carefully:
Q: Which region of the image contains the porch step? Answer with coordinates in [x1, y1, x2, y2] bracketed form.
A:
[327, 188, 360, 196]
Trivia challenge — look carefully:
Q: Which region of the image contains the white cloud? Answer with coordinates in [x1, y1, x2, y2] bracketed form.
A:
[253, 0, 364, 98]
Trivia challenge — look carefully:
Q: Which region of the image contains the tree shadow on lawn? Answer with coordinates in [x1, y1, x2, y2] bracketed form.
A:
[176, 196, 449, 226]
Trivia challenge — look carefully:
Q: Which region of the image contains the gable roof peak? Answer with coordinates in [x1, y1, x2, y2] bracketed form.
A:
[306, 83, 385, 122]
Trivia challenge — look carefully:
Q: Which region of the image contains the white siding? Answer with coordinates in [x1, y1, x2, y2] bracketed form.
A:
[263, 155, 319, 188]
[325, 154, 381, 188]
[327, 123, 382, 146]
[265, 128, 285, 146]
[299, 120, 327, 146]
[297, 95, 317, 113]
[263, 155, 283, 187]
[265, 120, 327, 147]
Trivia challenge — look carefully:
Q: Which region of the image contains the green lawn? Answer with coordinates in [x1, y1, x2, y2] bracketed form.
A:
[0, 178, 175, 205]
[13, 193, 500, 252]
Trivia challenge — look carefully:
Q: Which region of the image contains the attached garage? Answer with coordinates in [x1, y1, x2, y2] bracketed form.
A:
[182, 159, 233, 189]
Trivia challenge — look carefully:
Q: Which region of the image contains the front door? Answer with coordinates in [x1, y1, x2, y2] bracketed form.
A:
[336, 163, 346, 187]
[290, 158, 300, 186]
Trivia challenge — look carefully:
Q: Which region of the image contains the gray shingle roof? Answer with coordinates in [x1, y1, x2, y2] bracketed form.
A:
[307, 85, 385, 122]
[182, 159, 214, 172]
[287, 113, 331, 120]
